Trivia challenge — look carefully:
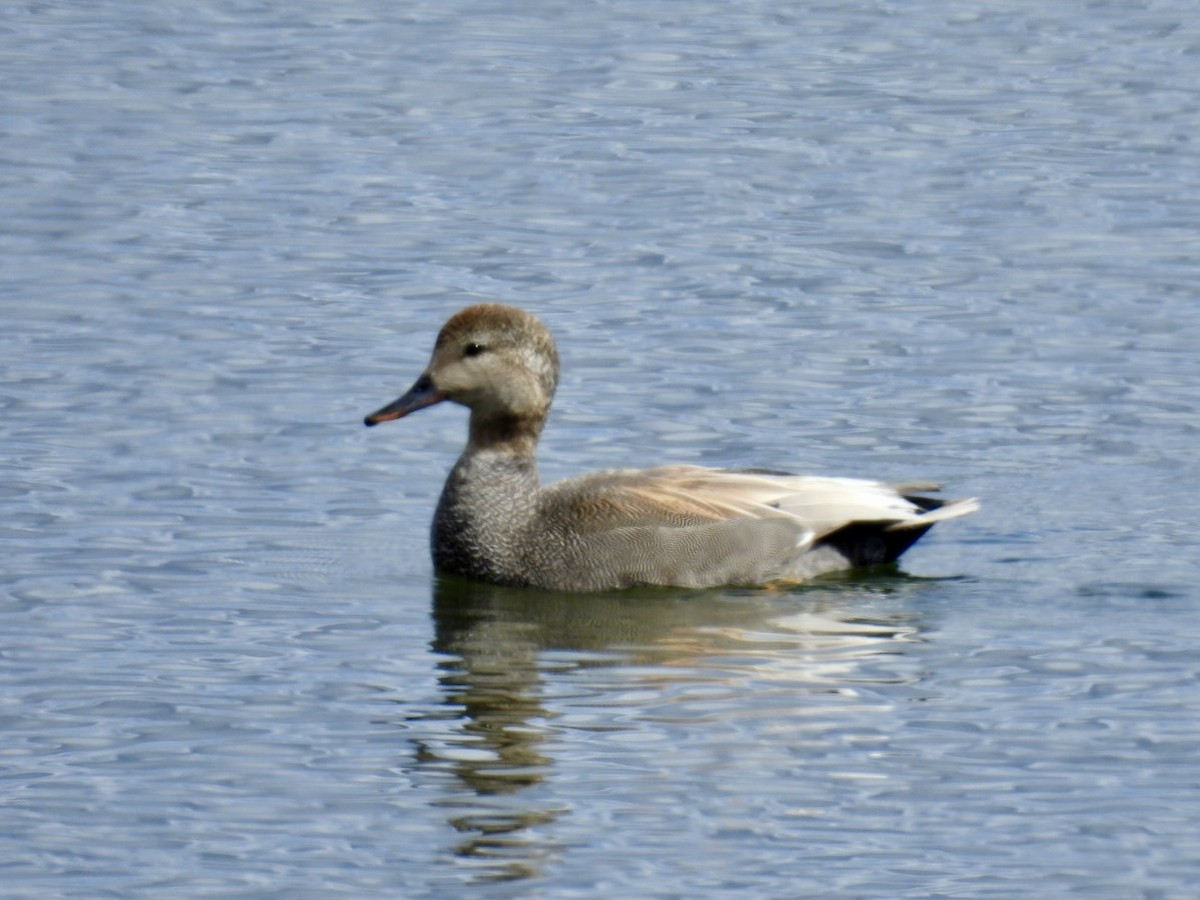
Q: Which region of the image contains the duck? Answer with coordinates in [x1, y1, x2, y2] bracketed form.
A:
[364, 304, 978, 592]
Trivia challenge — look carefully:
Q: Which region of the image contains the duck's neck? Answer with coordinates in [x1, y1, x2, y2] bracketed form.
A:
[432, 412, 543, 585]
[466, 412, 543, 458]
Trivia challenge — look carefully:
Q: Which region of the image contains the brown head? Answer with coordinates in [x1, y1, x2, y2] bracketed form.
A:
[364, 304, 561, 448]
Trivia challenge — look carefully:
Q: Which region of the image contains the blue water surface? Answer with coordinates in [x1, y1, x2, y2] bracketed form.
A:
[3, 1, 1199, 896]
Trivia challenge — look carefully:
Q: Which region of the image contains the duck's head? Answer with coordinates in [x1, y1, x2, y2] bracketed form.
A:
[364, 304, 560, 435]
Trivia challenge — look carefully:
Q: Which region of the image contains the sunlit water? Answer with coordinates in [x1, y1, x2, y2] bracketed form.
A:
[4, 1, 1199, 896]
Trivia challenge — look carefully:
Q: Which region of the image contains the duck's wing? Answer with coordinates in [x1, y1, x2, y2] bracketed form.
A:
[538, 465, 785, 529]
[541, 464, 977, 538]
[531, 465, 977, 589]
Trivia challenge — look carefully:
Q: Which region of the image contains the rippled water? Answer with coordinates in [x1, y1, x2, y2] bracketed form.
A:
[4, 0, 1199, 896]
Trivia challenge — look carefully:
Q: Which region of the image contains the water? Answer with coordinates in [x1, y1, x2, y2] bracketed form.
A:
[3, 0, 1199, 896]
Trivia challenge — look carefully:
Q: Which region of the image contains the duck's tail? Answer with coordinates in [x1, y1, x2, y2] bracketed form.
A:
[886, 495, 981, 530]
[817, 493, 979, 567]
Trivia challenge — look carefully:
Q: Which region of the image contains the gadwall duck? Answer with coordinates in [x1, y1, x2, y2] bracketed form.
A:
[365, 304, 978, 592]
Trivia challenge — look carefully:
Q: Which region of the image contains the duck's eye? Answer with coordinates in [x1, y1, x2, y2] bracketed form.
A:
[463, 342, 487, 358]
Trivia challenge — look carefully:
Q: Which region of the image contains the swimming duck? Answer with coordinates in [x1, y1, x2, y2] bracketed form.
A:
[364, 304, 978, 592]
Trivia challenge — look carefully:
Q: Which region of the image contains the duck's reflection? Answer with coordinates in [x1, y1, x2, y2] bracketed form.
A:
[417, 572, 932, 882]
